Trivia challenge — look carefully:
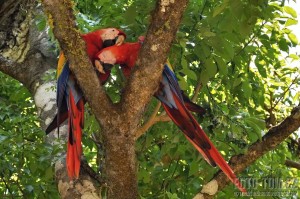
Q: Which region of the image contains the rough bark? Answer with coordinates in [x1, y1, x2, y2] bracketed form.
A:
[196, 106, 300, 199]
[41, 0, 189, 198]
[0, 1, 102, 198]
[1, 0, 300, 199]
[0, 0, 56, 94]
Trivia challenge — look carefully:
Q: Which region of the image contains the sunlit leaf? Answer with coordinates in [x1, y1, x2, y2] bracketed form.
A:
[288, 32, 298, 45]
[285, 18, 298, 27]
[284, 6, 297, 18]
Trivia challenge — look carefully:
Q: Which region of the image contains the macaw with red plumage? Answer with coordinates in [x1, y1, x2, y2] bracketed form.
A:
[46, 28, 126, 179]
[93, 38, 246, 192]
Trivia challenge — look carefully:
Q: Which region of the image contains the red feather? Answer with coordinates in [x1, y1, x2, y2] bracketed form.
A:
[46, 28, 126, 179]
[96, 41, 247, 192]
[162, 91, 246, 192]
[66, 90, 83, 179]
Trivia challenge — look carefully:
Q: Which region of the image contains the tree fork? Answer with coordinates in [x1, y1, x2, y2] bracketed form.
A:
[42, 0, 189, 198]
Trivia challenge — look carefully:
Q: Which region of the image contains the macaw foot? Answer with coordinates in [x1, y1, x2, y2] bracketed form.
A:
[95, 60, 106, 74]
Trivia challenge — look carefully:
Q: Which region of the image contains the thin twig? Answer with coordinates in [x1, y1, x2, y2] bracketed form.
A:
[81, 159, 105, 185]
[285, 159, 300, 170]
[191, 80, 203, 102]
[136, 69, 204, 139]
[273, 74, 300, 109]
[235, 21, 267, 57]
[135, 102, 163, 139]
[0, 172, 13, 196]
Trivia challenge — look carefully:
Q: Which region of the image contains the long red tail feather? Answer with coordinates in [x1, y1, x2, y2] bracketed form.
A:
[66, 90, 83, 179]
[162, 94, 246, 193]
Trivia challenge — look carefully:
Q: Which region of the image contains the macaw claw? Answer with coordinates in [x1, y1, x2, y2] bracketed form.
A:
[95, 60, 105, 74]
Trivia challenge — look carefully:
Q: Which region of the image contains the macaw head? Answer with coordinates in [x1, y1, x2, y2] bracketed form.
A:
[82, 28, 126, 49]
[98, 28, 126, 47]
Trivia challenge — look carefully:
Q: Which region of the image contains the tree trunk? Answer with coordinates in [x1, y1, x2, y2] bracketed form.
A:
[0, 1, 102, 198]
[103, 128, 138, 199]
[41, 0, 189, 198]
[1, 0, 189, 197]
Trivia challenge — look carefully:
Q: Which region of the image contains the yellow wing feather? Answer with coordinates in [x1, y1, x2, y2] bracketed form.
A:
[166, 60, 174, 71]
[57, 51, 67, 78]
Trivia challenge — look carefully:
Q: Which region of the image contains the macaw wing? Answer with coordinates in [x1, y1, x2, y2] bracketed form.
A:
[156, 74, 215, 165]
[45, 52, 69, 135]
[57, 55, 70, 110]
[156, 67, 246, 193]
[164, 63, 206, 115]
[163, 63, 184, 101]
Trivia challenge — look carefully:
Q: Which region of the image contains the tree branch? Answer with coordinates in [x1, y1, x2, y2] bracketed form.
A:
[191, 80, 203, 102]
[197, 106, 300, 198]
[120, 0, 189, 130]
[135, 102, 162, 139]
[41, 0, 118, 128]
[285, 159, 300, 170]
[273, 74, 300, 109]
[81, 159, 105, 185]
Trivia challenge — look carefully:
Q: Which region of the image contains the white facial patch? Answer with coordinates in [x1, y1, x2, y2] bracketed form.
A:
[101, 28, 119, 41]
[99, 51, 117, 65]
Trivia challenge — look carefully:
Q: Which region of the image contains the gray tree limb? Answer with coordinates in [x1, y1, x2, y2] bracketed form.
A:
[197, 106, 300, 198]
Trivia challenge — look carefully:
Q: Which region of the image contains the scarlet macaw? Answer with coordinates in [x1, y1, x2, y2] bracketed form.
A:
[94, 39, 246, 192]
[46, 28, 126, 179]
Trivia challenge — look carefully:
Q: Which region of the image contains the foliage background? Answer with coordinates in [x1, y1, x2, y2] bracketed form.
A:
[1, 0, 299, 198]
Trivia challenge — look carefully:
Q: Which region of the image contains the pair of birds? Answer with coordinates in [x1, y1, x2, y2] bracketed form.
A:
[46, 28, 246, 192]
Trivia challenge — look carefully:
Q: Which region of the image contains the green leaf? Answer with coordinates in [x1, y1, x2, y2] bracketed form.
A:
[214, 56, 228, 76]
[289, 54, 299, 60]
[246, 117, 265, 130]
[189, 160, 199, 176]
[213, 2, 228, 17]
[124, 6, 138, 23]
[194, 44, 206, 60]
[183, 68, 197, 80]
[288, 32, 298, 45]
[178, 76, 188, 90]
[278, 38, 289, 52]
[233, 77, 242, 87]
[200, 70, 210, 86]
[245, 116, 265, 141]
[44, 166, 53, 180]
[242, 80, 252, 99]
[285, 18, 298, 27]
[181, 57, 188, 69]
[204, 58, 217, 78]
[180, 39, 187, 48]
[166, 192, 179, 199]
[284, 6, 297, 18]
[200, 27, 216, 37]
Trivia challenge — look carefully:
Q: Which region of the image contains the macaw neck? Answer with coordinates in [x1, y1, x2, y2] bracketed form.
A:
[81, 33, 103, 61]
[115, 42, 142, 67]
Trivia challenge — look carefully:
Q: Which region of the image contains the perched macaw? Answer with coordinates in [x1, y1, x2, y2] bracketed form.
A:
[94, 39, 246, 192]
[46, 28, 126, 179]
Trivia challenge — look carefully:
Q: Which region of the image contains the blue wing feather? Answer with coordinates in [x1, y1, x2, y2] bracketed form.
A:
[163, 64, 184, 102]
[57, 61, 70, 109]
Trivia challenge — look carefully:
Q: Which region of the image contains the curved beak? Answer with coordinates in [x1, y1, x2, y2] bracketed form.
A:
[102, 30, 126, 47]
